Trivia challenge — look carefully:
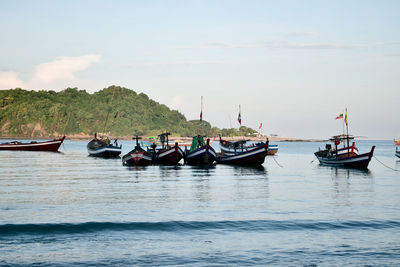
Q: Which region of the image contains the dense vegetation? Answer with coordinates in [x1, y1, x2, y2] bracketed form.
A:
[0, 86, 257, 138]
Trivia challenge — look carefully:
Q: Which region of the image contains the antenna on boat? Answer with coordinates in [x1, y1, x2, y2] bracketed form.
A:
[101, 87, 117, 137]
[238, 104, 242, 138]
[199, 96, 205, 137]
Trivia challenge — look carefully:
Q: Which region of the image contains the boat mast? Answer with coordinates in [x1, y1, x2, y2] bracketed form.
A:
[342, 110, 345, 146]
[102, 88, 117, 137]
[200, 96, 204, 137]
[238, 104, 241, 131]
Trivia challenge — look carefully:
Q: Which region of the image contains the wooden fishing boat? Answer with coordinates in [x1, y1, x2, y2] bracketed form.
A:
[314, 135, 375, 169]
[216, 140, 269, 166]
[152, 133, 185, 165]
[88, 94, 121, 157]
[122, 136, 153, 166]
[315, 110, 375, 169]
[87, 133, 121, 157]
[185, 136, 216, 165]
[0, 136, 65, 152]
[219, 137, 278, 155]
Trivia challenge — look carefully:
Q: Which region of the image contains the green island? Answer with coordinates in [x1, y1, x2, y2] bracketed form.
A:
[0, 86, 257, 138]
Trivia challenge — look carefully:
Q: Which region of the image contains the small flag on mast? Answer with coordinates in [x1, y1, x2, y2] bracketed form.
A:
[259, 122, 262, 130]
[238, 105, 241, 125]
[345, 110, 348, 125]
[335, 111, 343, 120]
[200, 96, 203, 121]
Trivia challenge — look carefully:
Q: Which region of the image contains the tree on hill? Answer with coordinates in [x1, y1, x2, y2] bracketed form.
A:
[0, 86, 257, 138]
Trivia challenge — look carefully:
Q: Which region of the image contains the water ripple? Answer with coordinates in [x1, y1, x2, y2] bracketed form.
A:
[1, 219, 399, 236]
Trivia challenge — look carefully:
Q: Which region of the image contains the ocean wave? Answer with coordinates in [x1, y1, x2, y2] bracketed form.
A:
[1, 219, 399, 236]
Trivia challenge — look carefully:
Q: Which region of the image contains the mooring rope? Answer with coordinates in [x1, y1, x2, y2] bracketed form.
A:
[310, 157, 317, 164]
[271, 155, 284, 168]
[373, 155, 400, 172]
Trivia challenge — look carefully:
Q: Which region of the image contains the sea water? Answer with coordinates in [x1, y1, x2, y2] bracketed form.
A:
[0, 140, 399, 266]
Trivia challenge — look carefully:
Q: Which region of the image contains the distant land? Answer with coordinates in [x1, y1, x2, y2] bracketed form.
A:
[1, 86, 261, 139]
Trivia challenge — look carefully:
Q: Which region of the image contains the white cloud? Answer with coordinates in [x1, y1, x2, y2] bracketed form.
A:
[32, 54, 101, 83]
[0, 55, 101, 91]
[0, 71, 26, 89]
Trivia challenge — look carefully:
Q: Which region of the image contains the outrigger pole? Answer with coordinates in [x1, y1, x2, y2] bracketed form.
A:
[102, 88, 117, 136]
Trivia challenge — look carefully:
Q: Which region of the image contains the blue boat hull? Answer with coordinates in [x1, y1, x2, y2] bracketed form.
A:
[216, 143, 268, 166]
[87, 139, 121, 158]
[315, 146, 375, 169]
[185, 146, 216, 165]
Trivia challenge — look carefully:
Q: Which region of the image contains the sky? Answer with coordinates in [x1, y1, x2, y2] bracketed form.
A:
[0, 0, 399, 139]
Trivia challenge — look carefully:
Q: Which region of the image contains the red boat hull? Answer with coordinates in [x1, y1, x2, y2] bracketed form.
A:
[122, 149, 152, 166]
[153, 145, 184, 165]
[0, 136, 66, 152]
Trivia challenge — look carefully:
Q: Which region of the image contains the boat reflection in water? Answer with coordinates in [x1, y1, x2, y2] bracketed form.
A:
[230, 164, 268, 177]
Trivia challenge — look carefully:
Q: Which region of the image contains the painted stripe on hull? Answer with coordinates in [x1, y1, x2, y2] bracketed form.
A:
[396, 151, 400, 158]
[218, 146, 266, 161]
[217, 145, 268, 166]
[221, 144, 267, 155]
[316, 153, 372, 169]
[87, 146, 121, 157]
[221, 143, 277, 153]
[186, 147, 217, 159]
[186, 146, 216, 165]
[158, 147, 184, 158]
[124, 153, 152, 161]
[122, 151, 152, 166]
[154, 147, 185, 165]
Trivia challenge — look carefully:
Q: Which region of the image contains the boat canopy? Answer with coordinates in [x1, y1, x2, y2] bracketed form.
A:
[190, 135, 206, 152]
[329, 134, 355, 142]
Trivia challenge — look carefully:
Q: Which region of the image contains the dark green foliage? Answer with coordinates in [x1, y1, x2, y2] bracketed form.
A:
[0, 86, 257, 137]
